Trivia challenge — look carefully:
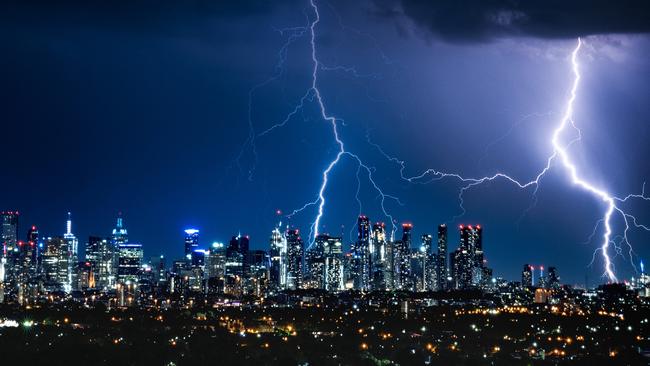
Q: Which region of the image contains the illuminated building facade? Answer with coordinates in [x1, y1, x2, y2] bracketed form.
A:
[285, 228, 303, 290]
[269, 224, 287, 291]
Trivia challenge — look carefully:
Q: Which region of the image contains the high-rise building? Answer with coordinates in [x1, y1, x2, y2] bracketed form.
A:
[305, 234, 327, 289]
[117, 243, 143, 284]
[86, 236, 115, 290]
[451, 225, 485, 290]
[286, 228, 303, 290]
[61, 212, 78, 292]
[419, 234, 436, 291]
[371, 222, 390, 290]
[547, 266, 560, 289]
[436, 224, 448, 290]
[1, 211, 20, 299]
[352, 215, 372, 291]
[226, 234, 248, 276]
[184, 229, 200, 261]
[269, 225, 287, 291]
[1, 211, 19, 252]
[15, 226, 39, 304]
[112, 214, 128, 245]
[538, 266, 547, 288]
[22, 226, 39, 276]
[246, 250, 269, 296]
[323, 235, 344, 292]
[393, 223, 413, 290]
[521, 264, 533, 288]
[42, 237, 70, 292]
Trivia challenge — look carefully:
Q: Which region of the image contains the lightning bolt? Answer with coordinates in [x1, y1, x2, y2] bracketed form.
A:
[243, 1, 648, 280]
[370, 38, 649, 282]
[235, 23, 309, 180]
[257, 0, 400, 245]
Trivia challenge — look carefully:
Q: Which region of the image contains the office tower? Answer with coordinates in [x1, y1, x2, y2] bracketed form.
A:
[150, 255, 167, 285]
[1, 211, 19, 251]
[305, 235, 327, 289]
[192, 249, 207, 267]
[228, 234, 250, 274]
[188, 252, 206, 293]
[77, 262, 94, 290]
[323, 235, 343, 292]
[419, 234, 436, 291]
[206, 242, 226, 294]
[371, 222, 390, 290]
[14, 227, 38, 304]
[85, 236, 102, 286]
[184, 229, 199, 260]
[1, 211, 19, 299]
[117, 243, 143, 284]
[522, 264, 533, 288]
[451, 224, 485, 290]
[538, 266, 547, 288]
[226, 235, 247, 276]
[459, 225, 483, 286]
[393, 223, 412, 290]
[352, 215, 372, 291]
[59, 213, 78, 292]
[547, 266, 560, 289]
[87, 236, 116, 290]
[436, 224, 448, 290]
[41, 237, 70, 292]
[23, 226, 39, 275]
[269, 225, 287, 291]
[64, 212, 79, 262]
[246, 250, 269, 296]
[285, 228, 303, 290]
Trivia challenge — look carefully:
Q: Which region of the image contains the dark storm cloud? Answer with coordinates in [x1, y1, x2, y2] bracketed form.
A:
[2, 0, 297, 34]
[373, 0, 650, 42]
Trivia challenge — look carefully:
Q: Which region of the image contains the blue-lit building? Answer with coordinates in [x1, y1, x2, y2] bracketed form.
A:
[184, 229, 199, 261]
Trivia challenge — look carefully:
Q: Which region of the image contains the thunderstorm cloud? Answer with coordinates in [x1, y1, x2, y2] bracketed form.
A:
[373, 0, 650, 42]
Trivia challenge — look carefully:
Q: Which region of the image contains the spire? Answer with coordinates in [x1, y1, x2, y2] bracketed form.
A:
[66, 212, 72, 235]
[116, 211, 123, 229]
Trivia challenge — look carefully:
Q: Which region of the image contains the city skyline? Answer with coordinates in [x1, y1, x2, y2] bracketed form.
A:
[0, 208, 603, 287]
[2, 1, 650, 364]
[3, 0, 650, 285]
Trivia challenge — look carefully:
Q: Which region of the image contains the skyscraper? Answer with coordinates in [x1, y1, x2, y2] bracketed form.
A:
[112, 214, 128, 245]
[371, 222, 390, 290]
[269, 224, 287, 291]
[16, 226, 38, 304]
[286, 228, 303, 290]
[117, 243, 143, 284]
[246, 250, 269, 296]
[206, 242, 225, 280]
[394, 223, 413, 290]
[42, 237, 71, 292]
[452, 224, 484, 290]
[63, 212, 78, 291]
[436, 224, 448, 290]
[522, 264, 533, 288]
[86, 236, 116, 290]
[547, 266, 560, 289]
[305, 234, 327, 289]
[323, 235, 344, 292]
[353, 215, 372, 291]
[419, 234, 435, 291]
[1, 211, 19, 251]
[227, 234, 249, 275]
[184, 229, 199, 260]
[1, 211, 19, 300]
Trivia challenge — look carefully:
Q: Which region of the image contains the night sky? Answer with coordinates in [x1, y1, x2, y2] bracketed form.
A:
[2, 0, 649, 285]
